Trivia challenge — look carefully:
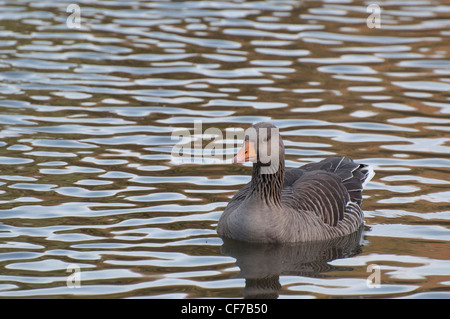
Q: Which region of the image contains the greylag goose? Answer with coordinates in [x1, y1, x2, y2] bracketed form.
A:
[217, 122, 374, 243]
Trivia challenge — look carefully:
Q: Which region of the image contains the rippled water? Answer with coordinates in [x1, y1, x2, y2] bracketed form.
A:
[0, 0, 449, 299]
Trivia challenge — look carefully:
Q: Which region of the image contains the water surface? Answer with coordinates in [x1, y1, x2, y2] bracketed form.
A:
[0, 0, 449, 298]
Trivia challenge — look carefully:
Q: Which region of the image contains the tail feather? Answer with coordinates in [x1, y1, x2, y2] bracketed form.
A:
[360, 164, 375, 188]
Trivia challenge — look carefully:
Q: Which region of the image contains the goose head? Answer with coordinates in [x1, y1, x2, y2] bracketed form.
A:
[233, 122, 284, 173]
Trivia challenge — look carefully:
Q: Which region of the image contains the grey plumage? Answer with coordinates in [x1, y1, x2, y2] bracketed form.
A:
[217, 122, 374, 243]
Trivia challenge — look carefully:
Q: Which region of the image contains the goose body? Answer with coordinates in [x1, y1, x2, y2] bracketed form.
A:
[217, 122, 374, 243]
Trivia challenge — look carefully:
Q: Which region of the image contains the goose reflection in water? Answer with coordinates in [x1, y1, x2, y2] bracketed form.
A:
[220, 228, 364, 299]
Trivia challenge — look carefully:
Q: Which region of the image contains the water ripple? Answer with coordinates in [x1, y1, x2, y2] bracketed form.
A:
[0, 0, 449, 299]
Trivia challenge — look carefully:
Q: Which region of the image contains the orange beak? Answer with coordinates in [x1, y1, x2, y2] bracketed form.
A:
[233, 141, 257, 163]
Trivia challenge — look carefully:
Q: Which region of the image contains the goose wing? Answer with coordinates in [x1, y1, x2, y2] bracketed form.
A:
[284, 171, 349, 227]
[283, 156, 372, 227]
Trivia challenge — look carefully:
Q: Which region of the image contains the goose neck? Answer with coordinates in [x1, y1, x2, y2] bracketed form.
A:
[249, 161, 285, 206]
